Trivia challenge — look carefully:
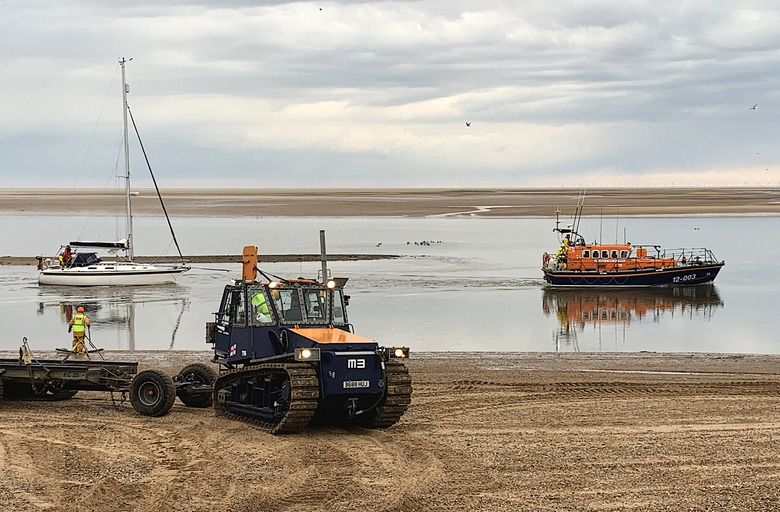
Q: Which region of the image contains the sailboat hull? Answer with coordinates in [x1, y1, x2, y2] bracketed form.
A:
[38, 263, 188, 286]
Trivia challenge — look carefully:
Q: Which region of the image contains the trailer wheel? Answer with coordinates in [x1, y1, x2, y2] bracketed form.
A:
[175, 363, 217, 408]
[130, 370, 176, 417]
[50, 390, 79, 400]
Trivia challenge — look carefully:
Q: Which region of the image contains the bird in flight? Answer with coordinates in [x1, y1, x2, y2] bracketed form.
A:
[465, 122, 471, 127]
[750, 104, 758, 110]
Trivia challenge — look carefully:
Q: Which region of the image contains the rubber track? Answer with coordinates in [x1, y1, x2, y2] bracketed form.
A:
[213, 363, 319, 434]
[363, 360, 412, 428]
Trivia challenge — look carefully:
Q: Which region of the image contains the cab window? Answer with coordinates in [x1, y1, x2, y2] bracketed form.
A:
[620, 250, 628, 258]
[303, 289, 327, 322]
[583, 250, 590, 258]
[220, 288, 245, 326]
[610, 250, 618, 259]
[332, 289, 348, 324]
[601, 250, 609, 258]
[273, 288, 304, 323]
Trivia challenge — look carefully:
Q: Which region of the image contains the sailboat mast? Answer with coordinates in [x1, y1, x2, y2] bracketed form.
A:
[120, 57, 134, 260]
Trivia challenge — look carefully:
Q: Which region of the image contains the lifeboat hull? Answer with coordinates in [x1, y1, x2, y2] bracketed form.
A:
[542, 262, 724, 287]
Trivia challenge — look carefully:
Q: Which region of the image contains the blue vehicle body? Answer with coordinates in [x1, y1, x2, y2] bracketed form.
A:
[207, 258, 411, 434]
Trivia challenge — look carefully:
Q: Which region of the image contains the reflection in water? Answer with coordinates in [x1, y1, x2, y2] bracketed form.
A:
[542, 285, 724, 352]
[37, 286, 189, 350]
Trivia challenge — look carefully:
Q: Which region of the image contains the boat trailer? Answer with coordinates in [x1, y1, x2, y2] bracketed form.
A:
[0, 339, 214, 417]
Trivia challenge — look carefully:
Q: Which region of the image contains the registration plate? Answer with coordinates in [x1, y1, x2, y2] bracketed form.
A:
[343, 380, 370, 389]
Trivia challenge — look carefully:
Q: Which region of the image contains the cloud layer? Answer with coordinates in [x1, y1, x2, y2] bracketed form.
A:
[1, 0, 778, 188]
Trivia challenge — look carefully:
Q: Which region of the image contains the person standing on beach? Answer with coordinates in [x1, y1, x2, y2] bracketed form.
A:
[68, 306, 90, 354]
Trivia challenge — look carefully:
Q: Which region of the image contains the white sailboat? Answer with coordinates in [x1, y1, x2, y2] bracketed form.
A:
[38, 58, 189, 286]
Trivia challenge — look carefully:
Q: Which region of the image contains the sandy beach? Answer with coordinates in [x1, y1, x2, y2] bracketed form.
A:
[1, 350, 779, 511]
[2, 187, 780, 218]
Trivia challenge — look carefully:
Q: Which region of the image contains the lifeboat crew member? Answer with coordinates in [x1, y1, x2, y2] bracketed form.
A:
[557, 239, 569, 270]
[68, 306, 90, 354]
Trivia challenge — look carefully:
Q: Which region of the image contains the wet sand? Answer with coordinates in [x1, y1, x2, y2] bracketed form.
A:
[1, 350, 779, 511]
[2, 187, 780, 217]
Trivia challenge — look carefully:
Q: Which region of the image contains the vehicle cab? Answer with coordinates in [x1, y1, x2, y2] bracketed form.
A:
[211, 278, 354, 365]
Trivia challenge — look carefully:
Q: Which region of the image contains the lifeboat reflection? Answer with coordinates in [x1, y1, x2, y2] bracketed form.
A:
[542, 285, 723, 351]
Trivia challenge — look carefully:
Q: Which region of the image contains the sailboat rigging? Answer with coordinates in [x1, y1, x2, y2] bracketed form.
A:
[38, 58, 190, 286]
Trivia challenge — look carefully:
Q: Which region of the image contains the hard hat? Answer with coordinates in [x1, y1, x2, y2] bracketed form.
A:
[77, 306, 84, 312]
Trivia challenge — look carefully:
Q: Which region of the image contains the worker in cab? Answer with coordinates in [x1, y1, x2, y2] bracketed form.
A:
[251, 290, 272, 323]
[68, 306, 91, 354]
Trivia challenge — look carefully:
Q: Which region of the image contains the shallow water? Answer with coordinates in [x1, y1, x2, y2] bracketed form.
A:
[1, 214, 777, 353]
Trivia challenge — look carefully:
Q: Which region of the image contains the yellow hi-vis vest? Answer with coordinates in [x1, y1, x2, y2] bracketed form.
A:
[72, 313, 87, 333]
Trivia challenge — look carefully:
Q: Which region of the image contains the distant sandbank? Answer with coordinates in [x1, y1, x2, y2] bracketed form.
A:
[1, 187, 779, 218]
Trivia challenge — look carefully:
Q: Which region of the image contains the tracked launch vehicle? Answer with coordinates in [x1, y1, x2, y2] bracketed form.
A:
[206, 235, 412, 434]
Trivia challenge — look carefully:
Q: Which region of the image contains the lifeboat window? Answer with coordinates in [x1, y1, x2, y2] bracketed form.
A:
[592, 252, 599, 260]
[601, 250, 609, 258]
[610, 250, 618, 259]
[583, 250, 590, 258]
[620, 250, 628, 258]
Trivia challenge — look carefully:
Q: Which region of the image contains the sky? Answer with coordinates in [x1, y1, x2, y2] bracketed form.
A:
[2, 0, 780, 189]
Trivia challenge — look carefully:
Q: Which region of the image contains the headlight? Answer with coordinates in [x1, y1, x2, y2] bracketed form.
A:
[385, 347, 409, 359]
[295, 347, 321, 362]
[326, 279, 336, 289]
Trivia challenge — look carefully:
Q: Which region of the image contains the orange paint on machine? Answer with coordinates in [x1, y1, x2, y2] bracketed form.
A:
[290, 327, 375, 344]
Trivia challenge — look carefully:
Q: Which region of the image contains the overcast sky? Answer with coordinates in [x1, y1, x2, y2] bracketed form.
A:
[2, 0, 779, 189]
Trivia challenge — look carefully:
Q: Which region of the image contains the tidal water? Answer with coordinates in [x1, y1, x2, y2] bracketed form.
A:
[1, 214, 777, 353]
